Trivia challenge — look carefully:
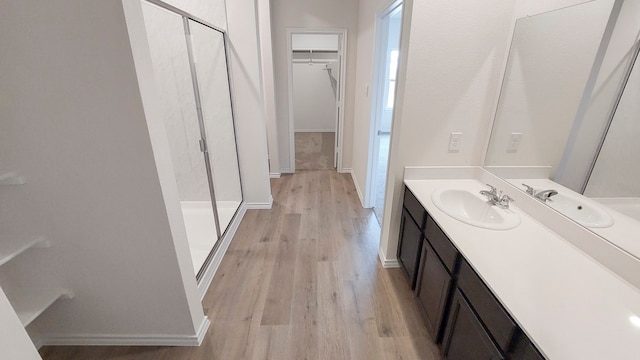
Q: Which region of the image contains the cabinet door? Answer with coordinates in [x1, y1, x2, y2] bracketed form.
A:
[511, 335, 545, 360]
[442, 289, 504, 360]
[397, 209, 423, 289]
[416, 241, 452, 343]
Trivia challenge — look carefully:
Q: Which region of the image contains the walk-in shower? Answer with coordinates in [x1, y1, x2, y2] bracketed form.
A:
[141, 1, 243, 279]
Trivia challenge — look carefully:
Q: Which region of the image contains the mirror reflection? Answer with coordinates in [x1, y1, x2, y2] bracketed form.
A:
[484, 0, 640, 258]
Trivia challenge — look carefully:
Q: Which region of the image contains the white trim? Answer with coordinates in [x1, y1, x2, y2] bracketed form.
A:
[281, 168, 294, 174]
[294, 129, 336, 133]
[337, 167, 352, 174]
[36, 317, 210, 347]
[197, 203, 247, 299]
[286, 28, 348, 173]
[347, 168, 367, 208]
[378, 248, 400, 268]
[269, 172, 281, 179]
[245, 195, 274, 209]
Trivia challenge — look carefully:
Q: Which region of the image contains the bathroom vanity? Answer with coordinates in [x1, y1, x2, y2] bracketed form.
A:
[399, 186, 541, 359]
[397, 167, 640, 360]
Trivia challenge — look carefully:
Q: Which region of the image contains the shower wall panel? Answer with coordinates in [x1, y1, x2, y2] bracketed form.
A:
[141, 2, 211, 202]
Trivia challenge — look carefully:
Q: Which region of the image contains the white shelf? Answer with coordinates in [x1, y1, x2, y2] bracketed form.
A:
[0, 237, 49, 267]
[11, 288, 73, 327]
[0, 172, 26, 185]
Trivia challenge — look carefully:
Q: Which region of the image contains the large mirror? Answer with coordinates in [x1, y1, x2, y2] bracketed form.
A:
[484, 0, 640, 259]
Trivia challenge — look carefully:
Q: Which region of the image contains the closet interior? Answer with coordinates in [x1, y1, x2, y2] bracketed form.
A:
[291, 34, 340, 170]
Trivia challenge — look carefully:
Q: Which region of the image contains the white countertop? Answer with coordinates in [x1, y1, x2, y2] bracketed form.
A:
[405, 178, 640, 360]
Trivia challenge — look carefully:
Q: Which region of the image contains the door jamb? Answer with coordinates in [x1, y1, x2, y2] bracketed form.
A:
[286, 28, 347, 173]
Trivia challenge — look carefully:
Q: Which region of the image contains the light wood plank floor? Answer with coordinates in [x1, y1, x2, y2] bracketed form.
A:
[40, 170, 440, 360]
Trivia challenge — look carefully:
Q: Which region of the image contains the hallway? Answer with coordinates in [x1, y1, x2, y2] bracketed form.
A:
[41, 170, 438, 360]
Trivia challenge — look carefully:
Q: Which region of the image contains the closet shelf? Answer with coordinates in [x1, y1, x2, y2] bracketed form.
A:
[0, 237, 50, 267]
[0, 172, 26, 185]
[12, 288, 74, 327]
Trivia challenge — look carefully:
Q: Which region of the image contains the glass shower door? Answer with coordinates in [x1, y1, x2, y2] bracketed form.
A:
[188, 20, 243, 235]
[141, 3, 220, 275]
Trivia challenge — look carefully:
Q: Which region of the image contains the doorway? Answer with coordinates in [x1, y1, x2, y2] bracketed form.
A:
[367, 1, 403, 224]
[287, 29, 346, 172]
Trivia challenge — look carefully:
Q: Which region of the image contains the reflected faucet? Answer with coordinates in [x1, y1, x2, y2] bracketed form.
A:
[522, 183, 535, 196]
[535, 189, 558, 202]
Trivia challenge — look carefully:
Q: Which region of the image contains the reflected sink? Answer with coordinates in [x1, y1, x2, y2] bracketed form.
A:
[546, 192, 614, 228]
[431, 188, 520, 230]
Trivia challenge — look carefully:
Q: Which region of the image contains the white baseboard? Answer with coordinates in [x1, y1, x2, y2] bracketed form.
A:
[342, 168, 366, 208]
[197, 203, 247, 299]
[281, 168, 293, 174]
[245, 195, 273, 210]
[337, 167, 352, 174]
[269, 173, 281, 179]
[36, 317, 210, 347]
[378, 248, 400, 268]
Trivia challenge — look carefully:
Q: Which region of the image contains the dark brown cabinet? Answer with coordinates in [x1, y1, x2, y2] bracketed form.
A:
[415, 240, 453, 342]
[510, 335, 545, 360]
[398, 209, 423, 289]
[442, 289, 505, 360]
[399, 185, 546, 360]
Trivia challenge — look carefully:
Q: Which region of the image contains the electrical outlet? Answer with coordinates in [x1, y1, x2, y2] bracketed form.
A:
[507, 133, 523, 153]
[449, 132, 463, 152]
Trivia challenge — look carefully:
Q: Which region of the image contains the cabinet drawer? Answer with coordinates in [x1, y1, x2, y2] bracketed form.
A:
[458, 259, 517, 353]
[403, 187, 426, 228]
[424, 217, 459, 273]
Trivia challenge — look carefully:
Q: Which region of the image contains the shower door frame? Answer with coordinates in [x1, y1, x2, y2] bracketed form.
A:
[143, 0, 244, 282]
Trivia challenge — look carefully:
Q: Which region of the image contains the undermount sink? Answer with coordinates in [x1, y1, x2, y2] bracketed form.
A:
[431, 188, 520, 230]
[546, 192, 614, 228]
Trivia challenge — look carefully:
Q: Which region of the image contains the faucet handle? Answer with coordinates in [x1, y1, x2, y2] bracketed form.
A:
[498, 194, 515, 209]
[522, 183, 535, 195]
[485, 184, 497, 195]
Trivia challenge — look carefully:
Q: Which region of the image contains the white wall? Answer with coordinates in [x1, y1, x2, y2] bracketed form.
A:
[293, 63, 338, 132]
[484, 0, 613, 177]
[378, 0, 516, 263]
[0, 0, 205, 343]
[270, 0, 359, 172]
[226, 0, 273, 207]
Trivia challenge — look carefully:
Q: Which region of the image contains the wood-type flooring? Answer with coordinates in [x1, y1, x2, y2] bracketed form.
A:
[41, 170, 440, 360]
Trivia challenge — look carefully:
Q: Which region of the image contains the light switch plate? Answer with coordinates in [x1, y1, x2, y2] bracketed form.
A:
[449, 132, 463, 152]
[507, 133, 523, 153]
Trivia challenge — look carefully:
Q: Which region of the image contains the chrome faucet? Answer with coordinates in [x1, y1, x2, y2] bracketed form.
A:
[479, 184, 498, 202]
[522, 183, 558, 202]
[535, 189, 558, 202]
[480, 184, 514, 209]
[522, 183, 535, 196]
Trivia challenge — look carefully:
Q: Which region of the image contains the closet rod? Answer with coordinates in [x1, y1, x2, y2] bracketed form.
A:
[292, 49, 338, 54]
